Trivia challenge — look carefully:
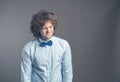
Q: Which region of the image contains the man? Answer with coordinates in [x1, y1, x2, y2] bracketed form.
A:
[21, 10, 73, 82]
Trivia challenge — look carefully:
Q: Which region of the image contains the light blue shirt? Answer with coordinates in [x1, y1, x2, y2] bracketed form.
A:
[21, 36, 73, 82]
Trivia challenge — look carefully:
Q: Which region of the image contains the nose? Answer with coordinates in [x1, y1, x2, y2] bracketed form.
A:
[46, 28, 50, 33]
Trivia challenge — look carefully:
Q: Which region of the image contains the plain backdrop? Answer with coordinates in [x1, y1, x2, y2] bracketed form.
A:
[0, 0, 120, 82]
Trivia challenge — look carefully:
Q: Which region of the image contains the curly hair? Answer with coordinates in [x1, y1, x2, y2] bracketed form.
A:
[30, 10, 57, 38]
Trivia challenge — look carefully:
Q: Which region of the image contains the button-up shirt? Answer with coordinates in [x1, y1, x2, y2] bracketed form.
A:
[21, 36, 73, 82]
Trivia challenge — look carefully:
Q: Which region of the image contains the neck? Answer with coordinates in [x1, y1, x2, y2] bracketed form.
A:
[40, 37, 52, 41]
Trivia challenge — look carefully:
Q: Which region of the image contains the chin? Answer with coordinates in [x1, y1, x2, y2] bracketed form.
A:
[47, 37, 52, 39]
[47, 35, 52, 38]
[44, 37, 51, 41]
[44, 34, 53, 40]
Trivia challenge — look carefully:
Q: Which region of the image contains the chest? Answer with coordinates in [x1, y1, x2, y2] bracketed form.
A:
[32, 45, 64, 66]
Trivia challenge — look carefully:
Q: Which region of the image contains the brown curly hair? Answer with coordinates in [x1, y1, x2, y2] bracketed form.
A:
[30, 10, 57, 38]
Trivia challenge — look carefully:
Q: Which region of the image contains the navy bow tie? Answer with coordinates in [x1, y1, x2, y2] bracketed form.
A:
[40, 40, 53, 47]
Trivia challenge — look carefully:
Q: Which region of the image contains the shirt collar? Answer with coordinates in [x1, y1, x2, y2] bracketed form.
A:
[38, 36, 54, 43]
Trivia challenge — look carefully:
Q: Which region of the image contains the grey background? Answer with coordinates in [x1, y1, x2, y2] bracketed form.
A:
[0, 0, 120, 82]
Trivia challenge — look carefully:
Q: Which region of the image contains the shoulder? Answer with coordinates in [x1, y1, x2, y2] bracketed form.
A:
[53, 36, 67, 43]
[52, 36, 70, 48]
[23, 39, 38, 51]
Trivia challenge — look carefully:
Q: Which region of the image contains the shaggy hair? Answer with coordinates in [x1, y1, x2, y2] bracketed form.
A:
[30, 10, 57, 38]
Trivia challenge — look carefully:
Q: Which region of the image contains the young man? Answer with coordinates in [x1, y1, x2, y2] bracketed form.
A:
[21, 10, 73, 82]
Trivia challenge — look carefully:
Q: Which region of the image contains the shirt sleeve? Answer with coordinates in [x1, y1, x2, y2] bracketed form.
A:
[61, 41, 73, 82]
[21, 44, 32, 82]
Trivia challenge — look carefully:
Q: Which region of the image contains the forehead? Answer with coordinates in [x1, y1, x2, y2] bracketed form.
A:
[43, 21, 53, 27]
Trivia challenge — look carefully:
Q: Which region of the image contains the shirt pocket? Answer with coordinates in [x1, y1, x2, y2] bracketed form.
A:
[32, 51, 47, 67]
[54, 51, 64, 63]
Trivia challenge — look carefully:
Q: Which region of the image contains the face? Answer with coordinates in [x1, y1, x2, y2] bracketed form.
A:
[40, 21, 54, 41]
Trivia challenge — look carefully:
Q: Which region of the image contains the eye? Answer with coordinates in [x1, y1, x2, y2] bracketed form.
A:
[42, 27, 47, 30]
[49, 26, 53, 28]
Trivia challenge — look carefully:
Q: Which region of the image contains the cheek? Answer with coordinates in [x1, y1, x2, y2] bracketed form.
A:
[41, 30, 46, 33]
[52, 29, 54, 32]
[40, 30, 45, 35]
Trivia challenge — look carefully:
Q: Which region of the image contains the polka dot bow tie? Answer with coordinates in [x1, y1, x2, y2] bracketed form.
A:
[40, 40, 53, 47]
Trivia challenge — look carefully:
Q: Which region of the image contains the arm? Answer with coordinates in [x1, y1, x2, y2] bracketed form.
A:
[21, 45, 32, 82]
[61, 42, 73, 82]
